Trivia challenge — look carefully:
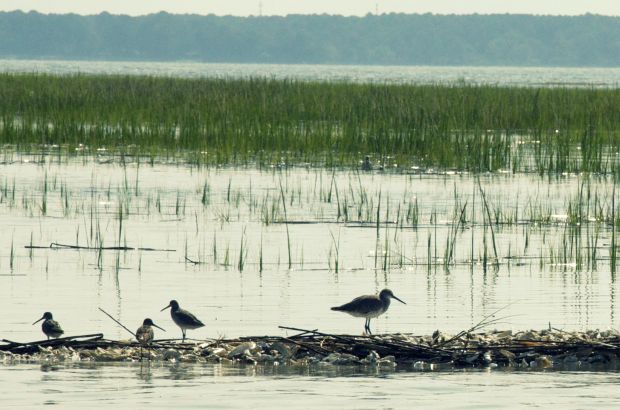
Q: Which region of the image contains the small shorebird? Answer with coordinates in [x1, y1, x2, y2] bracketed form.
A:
[136, 318, 165, 345]
[331, 289, 406, 334]
[136, 318, 165, 362]
[361, 155, 372, 171]
[32, 312, 64, 340]
[161, 300, 204, 342]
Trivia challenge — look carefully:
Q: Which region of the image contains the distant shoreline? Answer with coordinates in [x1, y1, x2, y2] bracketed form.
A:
[1, 12, 619, 67]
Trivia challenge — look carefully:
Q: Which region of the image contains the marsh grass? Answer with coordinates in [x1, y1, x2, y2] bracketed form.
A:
[1, 73, 620, 174]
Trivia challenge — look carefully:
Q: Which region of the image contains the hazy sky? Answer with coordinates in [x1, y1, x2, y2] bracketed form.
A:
[1, 0, 620, 17]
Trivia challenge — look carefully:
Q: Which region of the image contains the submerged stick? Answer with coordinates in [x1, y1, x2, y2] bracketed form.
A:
[24, 243, 176, 252]
[184, 256, 202, 264]
[98, 307, 136, 338]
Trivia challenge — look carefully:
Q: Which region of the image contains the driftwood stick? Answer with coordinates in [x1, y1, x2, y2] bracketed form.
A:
[52, 242, 134, 250]
[0, 333, 104, 352]
[0, 338, 22, 346]
[184, 256, 201, 264]
[98, 307, 136, 338]
[281, 337, 330, 356]
[278, 325, 357, 344]
[551, 327, 620, 349]
[288, 328, 320, 338]
[154, 337, 215, 343]
[25, 243, 176, 252]
[370, 337, 452, 356]
[436, 303, 519, 348]
[278, 325, 450, 358]
[1, 333, 103, 346]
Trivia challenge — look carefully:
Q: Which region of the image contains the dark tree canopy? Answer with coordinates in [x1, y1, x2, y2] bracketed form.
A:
[1, 11, 619, 66]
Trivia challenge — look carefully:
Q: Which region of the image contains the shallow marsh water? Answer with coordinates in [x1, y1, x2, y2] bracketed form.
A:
[1, 154, 619, 339]
[2, 59, 620, 406]
[2, 153, 620, 406]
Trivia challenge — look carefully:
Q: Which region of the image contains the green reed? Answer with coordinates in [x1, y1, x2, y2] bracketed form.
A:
[328, 228, 340, 274]
[238, 226, 248, 272]
[9, 235, 14, 271]
[278, 175, 292, 270]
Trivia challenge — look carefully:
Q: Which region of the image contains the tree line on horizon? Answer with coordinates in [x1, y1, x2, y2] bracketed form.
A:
[0, 11, 618, 67]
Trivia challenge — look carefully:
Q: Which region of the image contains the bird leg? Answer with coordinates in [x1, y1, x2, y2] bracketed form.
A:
[363, 318, 373, 335]
[182, 329, 186, 342]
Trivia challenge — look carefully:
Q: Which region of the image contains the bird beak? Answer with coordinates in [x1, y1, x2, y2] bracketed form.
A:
[161, 304, 171, 312]
[392, 295, 406, 305]
[32, 316, 44, 325]
[152, 323, 166, 332]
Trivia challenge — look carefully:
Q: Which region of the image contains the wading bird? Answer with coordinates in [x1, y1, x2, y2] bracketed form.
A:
[136, 318, 165, 345]
[161, 300, 204, 342]
[136, 317, 165, 361]
[33, 312, 64, 340]
[331, 289, 406, 334]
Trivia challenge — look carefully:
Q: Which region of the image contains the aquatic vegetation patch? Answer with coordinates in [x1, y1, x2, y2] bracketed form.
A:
[1, 73, 619, 174]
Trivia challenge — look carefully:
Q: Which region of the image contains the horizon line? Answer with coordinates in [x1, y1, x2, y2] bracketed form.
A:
[1, 9, 619, 18]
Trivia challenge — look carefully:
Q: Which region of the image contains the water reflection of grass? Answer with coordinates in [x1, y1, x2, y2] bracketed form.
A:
[1, 73, 619, 174]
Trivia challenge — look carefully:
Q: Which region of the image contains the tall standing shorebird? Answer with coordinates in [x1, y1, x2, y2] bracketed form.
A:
[331, 289, 406, 334]
[161, 300, 204, 342]
[136, 318, 166, 345]
[32, 312, 64, 340]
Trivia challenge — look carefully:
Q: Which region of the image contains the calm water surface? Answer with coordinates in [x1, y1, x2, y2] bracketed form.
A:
[3, 362, 620, 409]
[1, 57, 620, 406]
[1, 59, 620, 87]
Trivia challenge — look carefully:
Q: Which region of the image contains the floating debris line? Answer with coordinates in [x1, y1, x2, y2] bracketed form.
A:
[3, 327, 620, 370]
